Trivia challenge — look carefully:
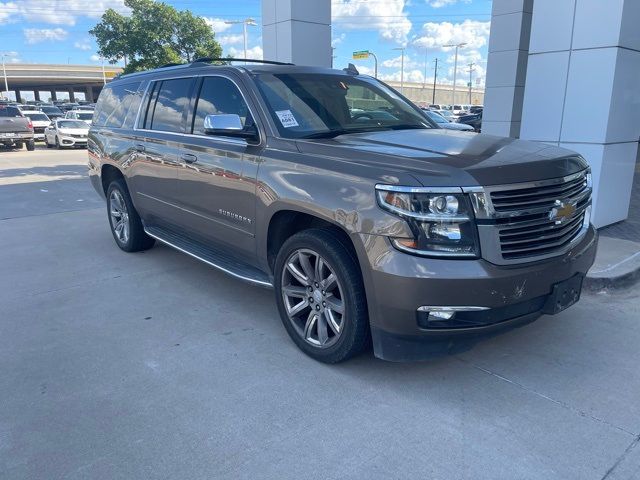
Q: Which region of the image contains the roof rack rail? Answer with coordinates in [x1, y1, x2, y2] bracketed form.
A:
[159, 62, 184, 68]
[190, 57, 294, 66]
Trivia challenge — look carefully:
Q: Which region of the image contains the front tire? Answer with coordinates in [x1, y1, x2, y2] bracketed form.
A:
[55, 136, 61, 149]
[106, 178, 155, 252]
[274, 228, 370, 363]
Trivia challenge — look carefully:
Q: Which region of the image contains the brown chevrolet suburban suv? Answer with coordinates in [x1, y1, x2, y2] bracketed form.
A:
[88, 59, 597, 363]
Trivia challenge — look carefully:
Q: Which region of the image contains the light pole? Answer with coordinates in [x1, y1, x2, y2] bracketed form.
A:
[432, 58, 439, 105]
[422, 47, 428, 90]
[443, 42, 466, 106]
[392, 47, 405, 94]
[225, 18, 257, 63]
[368, 51, 378, 79]
[101, 56, 106, 86]
[1, 53, 10, 101]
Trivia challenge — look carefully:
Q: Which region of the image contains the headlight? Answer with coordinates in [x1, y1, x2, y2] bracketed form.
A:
[375, 185, 479, 258]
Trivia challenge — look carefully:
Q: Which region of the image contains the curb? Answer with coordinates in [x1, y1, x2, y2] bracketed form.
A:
[585, 267, 640, 292]
[584, 237, 640, 292]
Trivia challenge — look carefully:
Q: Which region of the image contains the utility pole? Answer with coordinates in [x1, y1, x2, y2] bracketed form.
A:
[443, 42, 467, 106]
[432, 58, 439, 105]
[467, 62, 476, 105]
[101, 56, 106, 86]
[225, 18, 257, 63]
[392, 47, 405, 94]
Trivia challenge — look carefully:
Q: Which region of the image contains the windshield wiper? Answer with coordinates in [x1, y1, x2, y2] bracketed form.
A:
[387, 124, 429, 131]
[300, 127, 389, 139]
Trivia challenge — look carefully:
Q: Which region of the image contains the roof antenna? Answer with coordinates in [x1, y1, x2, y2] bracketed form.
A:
[343, 63, 359, 75]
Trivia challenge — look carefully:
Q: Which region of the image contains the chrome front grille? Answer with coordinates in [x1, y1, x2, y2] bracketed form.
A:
[490, 171, 589, 213]
[469, 169, 592, 265]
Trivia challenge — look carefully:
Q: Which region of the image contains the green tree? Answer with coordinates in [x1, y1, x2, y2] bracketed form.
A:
[90, 0, 222, 74]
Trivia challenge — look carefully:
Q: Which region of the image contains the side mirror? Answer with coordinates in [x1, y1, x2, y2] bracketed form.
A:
[203, 114, 258, 142]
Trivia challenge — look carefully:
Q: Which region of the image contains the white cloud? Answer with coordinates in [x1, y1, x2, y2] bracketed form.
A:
[74, 39, 92, 51]
[228, 45, 263, 60]
[380, 69, 426, 84]
[204, 17, 233, 33]
[90, 54, 102, 62]
[2, 0, 128, 26]
[332, 0, 412, 45]
[332, 33, 346, 47]
[218, 34, 244, 46]
[414, 20, 491, 51]
[0, 2, 19, 24]
[381, 54, 420, 69]
[428, 0, 471, 8]
[24, 28, 68, 44]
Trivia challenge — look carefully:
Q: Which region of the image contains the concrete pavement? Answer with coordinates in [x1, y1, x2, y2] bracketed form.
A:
[1, 148, 639, 480]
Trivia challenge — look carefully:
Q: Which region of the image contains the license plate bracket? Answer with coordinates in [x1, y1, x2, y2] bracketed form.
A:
[543, 274, 584, 315]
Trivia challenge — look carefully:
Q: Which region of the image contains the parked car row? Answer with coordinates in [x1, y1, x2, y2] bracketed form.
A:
[0, 101, 92, 150]
[419, 103, 484, 132]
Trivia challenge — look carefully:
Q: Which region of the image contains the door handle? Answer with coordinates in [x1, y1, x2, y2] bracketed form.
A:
[134, 143, 145, 152]
[181, 153, 198, 164]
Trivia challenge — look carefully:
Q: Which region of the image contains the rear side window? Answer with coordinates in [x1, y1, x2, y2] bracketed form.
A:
[192, 77, 251, 135]
[93, 81, 142, 128]
[0, 106, 22, 117]
[144, 78, 194, 133]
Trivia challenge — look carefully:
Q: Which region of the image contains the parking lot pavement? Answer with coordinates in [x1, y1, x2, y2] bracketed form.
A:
[1, 149, 639, 480]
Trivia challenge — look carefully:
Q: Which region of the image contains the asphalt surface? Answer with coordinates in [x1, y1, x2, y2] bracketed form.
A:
[1, 146, 640, 480]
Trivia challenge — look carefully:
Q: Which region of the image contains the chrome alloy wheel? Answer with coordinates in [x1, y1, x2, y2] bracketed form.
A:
[281, 248, 345, 348]
[109, 190, 130, 244]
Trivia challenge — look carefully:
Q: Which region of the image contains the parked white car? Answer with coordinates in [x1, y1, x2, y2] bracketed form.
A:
[21, 110, 51, 141]
[44, 119, 89, 148]
[64, 110, 94, 125]
[423, 109, 475, 131]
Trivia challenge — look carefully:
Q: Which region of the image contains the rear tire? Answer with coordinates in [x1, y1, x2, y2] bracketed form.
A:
[26, 140, 35, 151]
[106, 178, 155, 253]
[274, 228, 370, 363]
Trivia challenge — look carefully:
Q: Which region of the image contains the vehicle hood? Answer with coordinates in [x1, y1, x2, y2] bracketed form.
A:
[295, 129, 587, 186]
[58, 128, 89, 135]
[440, 122, 474, 131]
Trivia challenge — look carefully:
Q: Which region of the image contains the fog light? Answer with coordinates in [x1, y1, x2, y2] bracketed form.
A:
[427, 310, 456, 321]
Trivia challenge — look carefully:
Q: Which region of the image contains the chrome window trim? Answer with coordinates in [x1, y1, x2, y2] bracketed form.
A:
[132, 72, 263, 147]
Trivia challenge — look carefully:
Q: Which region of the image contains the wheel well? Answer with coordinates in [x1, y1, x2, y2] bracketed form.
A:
[266, 210, 358, 272]
[101, 164, 124, 195]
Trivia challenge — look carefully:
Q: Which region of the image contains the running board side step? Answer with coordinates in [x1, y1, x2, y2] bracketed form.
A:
[144, 226, 273, 288]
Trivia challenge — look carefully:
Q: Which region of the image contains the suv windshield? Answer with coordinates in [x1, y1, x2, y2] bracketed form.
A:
[254, 73, 433, 139]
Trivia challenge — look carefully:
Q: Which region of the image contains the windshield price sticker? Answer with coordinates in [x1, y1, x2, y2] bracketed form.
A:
[275, 110, 299, 128]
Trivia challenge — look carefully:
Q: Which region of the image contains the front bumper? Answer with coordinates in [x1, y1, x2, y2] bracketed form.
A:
[59, 135, 88, 147]
[358, 226, 598, 361]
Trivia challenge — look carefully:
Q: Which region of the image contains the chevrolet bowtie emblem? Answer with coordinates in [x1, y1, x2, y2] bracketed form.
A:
[549, 199, 577, 224]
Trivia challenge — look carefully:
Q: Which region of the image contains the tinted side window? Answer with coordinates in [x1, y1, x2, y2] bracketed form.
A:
[148, 78, 193, 133]
[93, 81, 142, 128]
[191, 77, 251, 135]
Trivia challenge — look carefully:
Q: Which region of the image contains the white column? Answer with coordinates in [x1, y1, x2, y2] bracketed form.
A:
[262, 0, 331, 67]
[482, 0, 533, 138]
[519, 0, 640, 227]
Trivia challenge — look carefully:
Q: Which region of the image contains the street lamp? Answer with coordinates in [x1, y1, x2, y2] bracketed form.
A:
[225, 18, 257, 63]
[101, 56, 106, 86]
[1, 53, 11, 101]
[442, 42, 467, 106]
[392, 47, 405, 94]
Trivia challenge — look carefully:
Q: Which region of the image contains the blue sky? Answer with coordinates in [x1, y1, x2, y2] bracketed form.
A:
[1, 0, 492, 86]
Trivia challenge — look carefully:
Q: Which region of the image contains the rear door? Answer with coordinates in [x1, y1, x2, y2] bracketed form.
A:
[173, 74, 262, 261]
[130, 77, 195, 226]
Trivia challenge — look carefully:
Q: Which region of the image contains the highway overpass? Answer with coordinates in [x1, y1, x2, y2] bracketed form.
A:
[1, 63, 123, 103]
